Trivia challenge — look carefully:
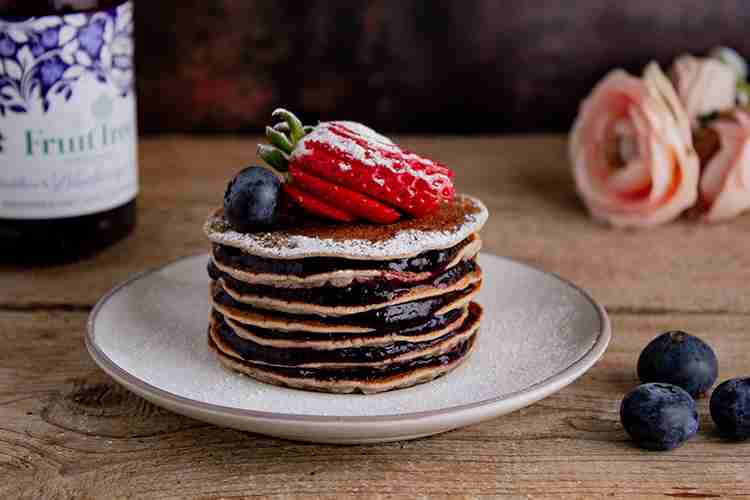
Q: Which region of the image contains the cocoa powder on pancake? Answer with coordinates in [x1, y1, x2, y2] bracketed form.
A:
[277, 197, 482, 243]
[204, 195, 488, 260]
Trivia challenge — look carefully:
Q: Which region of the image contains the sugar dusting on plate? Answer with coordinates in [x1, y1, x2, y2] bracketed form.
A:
[92, 253, 602, 418]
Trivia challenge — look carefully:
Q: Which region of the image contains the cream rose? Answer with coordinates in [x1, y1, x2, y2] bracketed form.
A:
[671, 54, 737, 127]
[570, 63, 699, 228]
[696, 109, 750, 222]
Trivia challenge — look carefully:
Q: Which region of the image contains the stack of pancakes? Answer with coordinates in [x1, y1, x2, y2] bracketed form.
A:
[204, 194, 488, 394]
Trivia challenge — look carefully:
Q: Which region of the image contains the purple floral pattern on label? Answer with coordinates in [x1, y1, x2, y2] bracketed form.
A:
[0, 1, 133, 116]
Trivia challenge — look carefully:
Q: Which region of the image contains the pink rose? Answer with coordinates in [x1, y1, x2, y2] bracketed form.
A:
[696, 109, 750, 222]
[671, 54, 737, 127]
[570, 63, 700, 228]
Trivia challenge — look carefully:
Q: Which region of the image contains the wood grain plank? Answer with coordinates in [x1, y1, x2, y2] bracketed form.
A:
[2, 136, 749, 316]
[2, 136, 749, 498]
[2, 308, 749, 499]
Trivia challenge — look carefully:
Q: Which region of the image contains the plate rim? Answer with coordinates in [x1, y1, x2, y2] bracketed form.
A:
[86, 252, 611, 424]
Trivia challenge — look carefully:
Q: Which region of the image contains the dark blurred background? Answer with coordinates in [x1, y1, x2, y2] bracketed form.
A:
[134, 0, 750, 135]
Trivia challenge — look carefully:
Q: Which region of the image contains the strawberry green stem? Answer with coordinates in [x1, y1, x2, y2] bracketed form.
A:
[257, 144, 289, 171]
[265, 126, 293, 154]
[272, 108, 305, 143]
[258, 109, 312, 175]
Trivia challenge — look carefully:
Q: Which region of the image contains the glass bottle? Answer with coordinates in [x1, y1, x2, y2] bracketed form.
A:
[0, 0, 137, 265]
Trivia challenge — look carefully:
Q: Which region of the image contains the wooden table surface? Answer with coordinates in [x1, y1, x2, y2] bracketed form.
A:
[2, 135, 749, 499]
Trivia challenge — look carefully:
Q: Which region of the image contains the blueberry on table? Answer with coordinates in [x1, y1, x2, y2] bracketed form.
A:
[223, 166, 281, 232]
[710, 377, 750, 440]
[637, 331, 718, 397]
[620, 383, 699, 451]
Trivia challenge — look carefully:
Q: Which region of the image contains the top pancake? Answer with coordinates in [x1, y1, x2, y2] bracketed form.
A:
[204, 194, 488, 260]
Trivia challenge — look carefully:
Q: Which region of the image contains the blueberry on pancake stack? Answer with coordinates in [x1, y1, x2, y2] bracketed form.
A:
[204, 110, 488, 394]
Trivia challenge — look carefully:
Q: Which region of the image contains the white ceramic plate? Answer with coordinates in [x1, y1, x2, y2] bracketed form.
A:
[87, 253, 610, 444]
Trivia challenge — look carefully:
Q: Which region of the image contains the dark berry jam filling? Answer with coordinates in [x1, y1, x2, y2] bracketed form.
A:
[208, 259, 477, 307]
[226, 307, 464, 343]
[212, 283, 479, 330]
[213, 305, 478, 366]
[212, 236, 472, 278]
[210, 334, 475, 382]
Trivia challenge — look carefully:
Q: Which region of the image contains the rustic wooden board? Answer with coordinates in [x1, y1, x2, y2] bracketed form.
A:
[2, 135, 749, 313]
[2, 136, 749, 498]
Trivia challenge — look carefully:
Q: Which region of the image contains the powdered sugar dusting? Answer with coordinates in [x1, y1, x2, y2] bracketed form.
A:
[204, 195, 488, 260]
[291, 121, 445, 184]
[335, 121, 394, 145]
[91, 253, 605, 418]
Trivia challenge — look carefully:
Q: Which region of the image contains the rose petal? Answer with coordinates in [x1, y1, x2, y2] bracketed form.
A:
[701, 110, 750, 221]
[671, 54, 737, 127]
[570, 63, 699, 227]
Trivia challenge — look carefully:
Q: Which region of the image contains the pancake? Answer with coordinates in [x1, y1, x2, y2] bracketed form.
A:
[210, 234, 481, 286]
[225, 308, 469, 349]
[218, 266, 482, 316]
[204, 187, 487, 394]
[209, 329, 477, 394]
[210, 303, 482, 368]
[204, 194, 488, 260]
[211, 303, 482, 368]
[210, 258, 479, 309]
[212, 281, 481, 332]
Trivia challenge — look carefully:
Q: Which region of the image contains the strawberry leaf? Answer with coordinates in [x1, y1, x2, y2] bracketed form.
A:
[272, 108, 305, 143]
[265, 126, 293, 154]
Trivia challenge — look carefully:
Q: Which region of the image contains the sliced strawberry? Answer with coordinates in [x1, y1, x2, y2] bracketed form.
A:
[290, 122, 455, 218]
[281, 183, 356, 222]
[289, 166, 401, 224]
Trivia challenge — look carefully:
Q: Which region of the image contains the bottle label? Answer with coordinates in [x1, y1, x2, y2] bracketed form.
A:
[0, 1, 137, 219]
